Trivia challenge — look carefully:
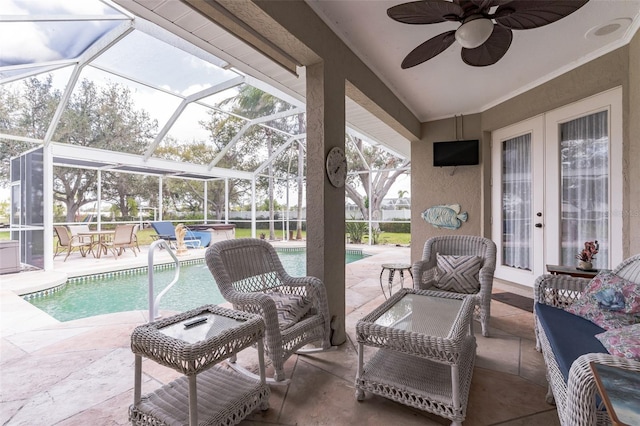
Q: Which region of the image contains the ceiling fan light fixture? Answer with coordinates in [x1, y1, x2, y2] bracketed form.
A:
[455, 17, 494, 49]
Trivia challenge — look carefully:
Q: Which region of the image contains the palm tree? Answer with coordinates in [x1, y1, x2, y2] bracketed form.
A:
[222, 86, 293, 239]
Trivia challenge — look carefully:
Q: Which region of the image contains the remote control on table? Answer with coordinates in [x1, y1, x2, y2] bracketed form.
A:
[183, 317, 207, 328]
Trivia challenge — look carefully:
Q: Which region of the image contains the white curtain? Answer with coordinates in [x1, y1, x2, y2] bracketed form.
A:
[560, 111, 609, 268]
[502, 134, 531, 270]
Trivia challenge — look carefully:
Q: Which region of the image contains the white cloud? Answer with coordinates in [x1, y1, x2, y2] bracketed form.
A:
[0, 22, 62, 64]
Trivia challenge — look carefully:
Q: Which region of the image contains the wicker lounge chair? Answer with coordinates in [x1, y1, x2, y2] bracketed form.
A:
[53, 225, 91, 262]
[412, 235, 497, 337]
[205, 238, 333, 382]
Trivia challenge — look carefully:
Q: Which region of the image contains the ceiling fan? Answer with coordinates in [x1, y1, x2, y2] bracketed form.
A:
[388, 0, 589, 68]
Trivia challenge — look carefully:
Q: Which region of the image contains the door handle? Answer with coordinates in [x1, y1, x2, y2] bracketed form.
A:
[535, 223, 543, 228]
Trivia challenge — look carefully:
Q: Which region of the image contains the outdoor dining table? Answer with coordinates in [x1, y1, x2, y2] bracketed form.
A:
[79, 230, 115, 259]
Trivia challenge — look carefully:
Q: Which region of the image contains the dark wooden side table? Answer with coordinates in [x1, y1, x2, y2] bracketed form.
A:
[546, 264, 599, 279]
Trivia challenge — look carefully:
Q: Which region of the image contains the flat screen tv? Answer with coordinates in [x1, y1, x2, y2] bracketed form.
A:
[433, 139, 479, 167]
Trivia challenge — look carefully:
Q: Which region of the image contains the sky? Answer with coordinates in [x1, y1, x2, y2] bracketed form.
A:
[0, 0, 122, 67]
[0, 0, 411, 206]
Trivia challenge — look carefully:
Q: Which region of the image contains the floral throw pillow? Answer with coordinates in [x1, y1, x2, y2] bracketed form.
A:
[564, 271, 640, 330]
[595, 324, 640, 360]
[434, 254, 482, 294]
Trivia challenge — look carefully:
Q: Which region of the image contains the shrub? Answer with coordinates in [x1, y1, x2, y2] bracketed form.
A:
[380, 220, 410, 233]
[346, 217, 368, 244]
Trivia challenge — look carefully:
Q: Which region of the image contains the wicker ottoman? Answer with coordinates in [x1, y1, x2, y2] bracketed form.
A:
[355, 289, 476, 426]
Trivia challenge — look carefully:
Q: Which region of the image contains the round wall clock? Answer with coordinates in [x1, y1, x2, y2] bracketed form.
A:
[326, 146, 347, 188]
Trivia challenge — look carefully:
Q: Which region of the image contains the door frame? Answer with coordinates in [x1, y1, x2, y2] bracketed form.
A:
[543, 87, 623, 269]
[491, 115, 545, 286]
[491, 87, 623, 287]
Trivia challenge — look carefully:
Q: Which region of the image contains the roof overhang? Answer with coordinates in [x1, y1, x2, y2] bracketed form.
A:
[51, 143, 253, 180]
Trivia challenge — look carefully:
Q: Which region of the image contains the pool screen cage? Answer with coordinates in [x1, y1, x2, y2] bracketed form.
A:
[1, 0, 410, 271]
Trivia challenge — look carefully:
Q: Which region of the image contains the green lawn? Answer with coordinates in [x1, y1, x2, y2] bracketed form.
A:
[0, 228, 411, 246]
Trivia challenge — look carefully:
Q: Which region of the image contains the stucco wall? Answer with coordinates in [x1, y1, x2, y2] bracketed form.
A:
[413, 41, 639, 263]
[481, 46, 628, 132]
[411, 114, 483, 261]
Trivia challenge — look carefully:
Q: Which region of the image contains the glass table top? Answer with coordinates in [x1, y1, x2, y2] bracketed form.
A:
[373, 293, 464, 338]
[159, 312, 245, 344]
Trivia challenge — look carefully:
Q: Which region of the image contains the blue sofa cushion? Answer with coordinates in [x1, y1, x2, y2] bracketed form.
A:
[536, 302, 608, 382]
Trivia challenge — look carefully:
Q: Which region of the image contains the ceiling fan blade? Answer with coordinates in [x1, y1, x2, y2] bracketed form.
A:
[494, 0, 589, 30]
[388, 0, 464, 24]
[401, 30, 456, 69]
[461, 25, 512, 66]
[470, 0, 513, 8]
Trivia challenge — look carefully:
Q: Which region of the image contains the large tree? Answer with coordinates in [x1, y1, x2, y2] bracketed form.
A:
[217, 85, 295, 239]
[155, 137, 247, 220]
[345, 135, 411, 228]
[2, 76, 159, 221]
[0, 76, 59, 186]
[51, 79, 157, 221]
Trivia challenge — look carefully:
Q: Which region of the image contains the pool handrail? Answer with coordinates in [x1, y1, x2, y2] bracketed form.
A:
[147, 239, 180, 321]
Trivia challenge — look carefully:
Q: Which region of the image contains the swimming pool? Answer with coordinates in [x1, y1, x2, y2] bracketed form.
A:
[27, 249, 369, 322]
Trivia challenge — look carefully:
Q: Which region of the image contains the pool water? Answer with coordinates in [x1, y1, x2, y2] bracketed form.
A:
[28, 249, 368, 322]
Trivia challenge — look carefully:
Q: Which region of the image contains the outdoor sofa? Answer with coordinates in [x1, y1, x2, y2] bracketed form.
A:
[534, 254, 640, 425]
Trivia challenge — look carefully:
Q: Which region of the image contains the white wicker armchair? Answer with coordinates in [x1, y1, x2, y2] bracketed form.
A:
[205, 238, 332, 382]
[412, 235, 497, 337]
[534, 254, 640, 425]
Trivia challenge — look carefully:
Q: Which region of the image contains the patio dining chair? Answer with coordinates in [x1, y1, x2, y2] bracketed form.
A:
[104, 224, 137, 259]
[412, 235, 497, 337]
[132, 224, 140, 252]
[205, 238, 334, 382]
[68, 223, 92, 244]
[53, 225, 92, 262]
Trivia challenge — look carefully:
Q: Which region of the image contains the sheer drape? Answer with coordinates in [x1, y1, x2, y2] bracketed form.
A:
[502, 134, 531, 270]
[560, 111, 609, 268]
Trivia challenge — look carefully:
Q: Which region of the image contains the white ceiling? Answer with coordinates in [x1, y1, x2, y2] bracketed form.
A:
[306, 0, 640, 122]
[117, 0, 640, 157]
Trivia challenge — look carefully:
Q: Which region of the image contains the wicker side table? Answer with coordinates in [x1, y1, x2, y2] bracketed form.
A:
[129, 305, 269, 426]
[355, 289, 476, 426]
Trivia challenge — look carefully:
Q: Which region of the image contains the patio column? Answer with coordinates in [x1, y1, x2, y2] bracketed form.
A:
[306, 61, 346, 345]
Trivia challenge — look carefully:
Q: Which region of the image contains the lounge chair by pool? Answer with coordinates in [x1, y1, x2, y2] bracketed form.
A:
[149, 221, 211, 248]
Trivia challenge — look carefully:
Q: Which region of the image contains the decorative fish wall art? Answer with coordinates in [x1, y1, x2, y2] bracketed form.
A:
[422, 204, 468, 230]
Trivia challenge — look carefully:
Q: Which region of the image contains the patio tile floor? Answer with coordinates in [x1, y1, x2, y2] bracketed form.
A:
[0, 243, 559, 425]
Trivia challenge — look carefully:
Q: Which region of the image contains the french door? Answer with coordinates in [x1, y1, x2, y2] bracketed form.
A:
[492, 88, 622, 287]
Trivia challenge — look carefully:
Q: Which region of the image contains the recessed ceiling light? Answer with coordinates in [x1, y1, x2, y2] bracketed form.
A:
[585, 18, 632, 40]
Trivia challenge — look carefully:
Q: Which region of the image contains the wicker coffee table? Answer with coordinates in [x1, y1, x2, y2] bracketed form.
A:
[355, 289, 476, 426]
[129, 305, 270, 426]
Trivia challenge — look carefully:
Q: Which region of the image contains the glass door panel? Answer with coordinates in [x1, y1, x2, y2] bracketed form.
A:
[502, 134, 532, 270]
[492, 116, 544, 287]
[559, 111, 609, 268]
